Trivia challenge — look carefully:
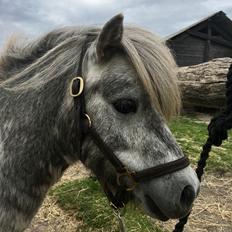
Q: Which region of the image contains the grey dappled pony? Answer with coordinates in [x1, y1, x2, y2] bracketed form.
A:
[0, 14, 199, 231]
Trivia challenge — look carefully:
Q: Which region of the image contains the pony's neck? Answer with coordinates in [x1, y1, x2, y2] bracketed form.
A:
[0, 66, 80, 232]
[0, 34, 86, 231]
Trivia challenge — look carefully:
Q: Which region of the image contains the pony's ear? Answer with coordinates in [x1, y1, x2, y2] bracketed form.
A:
[96, 14, 124, 61]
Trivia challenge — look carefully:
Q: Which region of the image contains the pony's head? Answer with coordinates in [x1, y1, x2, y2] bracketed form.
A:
[0, 12, 200, 231]
[80, 14, 199, 220]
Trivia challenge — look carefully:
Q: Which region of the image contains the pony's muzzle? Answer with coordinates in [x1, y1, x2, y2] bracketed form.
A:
[138, 166, 200, 220]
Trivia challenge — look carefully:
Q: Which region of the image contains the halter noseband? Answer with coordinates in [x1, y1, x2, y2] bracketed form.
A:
[70, 38, 190, 209]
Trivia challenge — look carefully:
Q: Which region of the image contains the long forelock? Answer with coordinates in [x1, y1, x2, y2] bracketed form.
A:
[122, 27, 181, 121]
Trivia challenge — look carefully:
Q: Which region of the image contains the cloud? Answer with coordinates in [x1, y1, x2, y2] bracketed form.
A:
[0, 0, 231, 46]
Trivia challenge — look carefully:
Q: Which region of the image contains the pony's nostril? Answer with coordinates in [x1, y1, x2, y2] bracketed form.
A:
[180, 185, 195, 209]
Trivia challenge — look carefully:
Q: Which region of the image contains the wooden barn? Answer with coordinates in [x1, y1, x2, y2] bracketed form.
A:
[166, 11, 232, 67]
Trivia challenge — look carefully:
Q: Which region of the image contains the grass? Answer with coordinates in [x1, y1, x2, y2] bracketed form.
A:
[169, 115, 232, 174]
[50, 115, 232, 231]
[50, 177, 165, 232]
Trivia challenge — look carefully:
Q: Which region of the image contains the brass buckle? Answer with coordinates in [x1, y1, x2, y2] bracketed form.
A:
[117, 169, 137, 191]
[70, 77, 84, 97]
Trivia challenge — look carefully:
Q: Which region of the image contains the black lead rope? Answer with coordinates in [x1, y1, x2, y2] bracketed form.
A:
[173, 63, 232, 232]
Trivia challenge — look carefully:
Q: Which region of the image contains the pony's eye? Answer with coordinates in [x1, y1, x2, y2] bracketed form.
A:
[113, 99, 137, 114]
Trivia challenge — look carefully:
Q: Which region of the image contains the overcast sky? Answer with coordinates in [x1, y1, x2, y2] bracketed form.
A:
[0, 0, 232, 46]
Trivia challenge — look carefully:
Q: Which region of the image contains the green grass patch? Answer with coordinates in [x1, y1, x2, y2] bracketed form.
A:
[50, 178, 165, 232]
[169, 116, 232, 174]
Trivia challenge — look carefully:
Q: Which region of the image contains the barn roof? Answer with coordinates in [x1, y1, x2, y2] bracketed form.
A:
[166, 11, 232, 41]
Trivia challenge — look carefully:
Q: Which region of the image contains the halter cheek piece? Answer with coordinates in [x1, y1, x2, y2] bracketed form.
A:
[70, 39, 190, 209]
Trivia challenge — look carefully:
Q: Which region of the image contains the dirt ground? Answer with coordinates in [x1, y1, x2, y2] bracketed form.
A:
[25, 163, 90, 232]
[157, 174, 232, 232]
[25, 162, 232, 232]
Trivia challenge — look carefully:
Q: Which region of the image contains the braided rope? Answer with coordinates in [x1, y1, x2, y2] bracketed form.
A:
[173, 63, 232, 232]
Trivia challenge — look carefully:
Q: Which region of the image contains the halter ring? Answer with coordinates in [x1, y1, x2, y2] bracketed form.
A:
[84, 113, 92, 128]
[70, 77, 84, 97]
[117, 169, 138, 191]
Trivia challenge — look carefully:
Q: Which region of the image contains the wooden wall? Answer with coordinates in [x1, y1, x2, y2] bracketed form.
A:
[169, 36, 205, 66]
[168, 32, 232, 67]
[210, 42, 232, 59]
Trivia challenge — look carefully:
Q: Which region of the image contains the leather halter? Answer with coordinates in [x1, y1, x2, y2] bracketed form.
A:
[70, 38, 190, 209]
